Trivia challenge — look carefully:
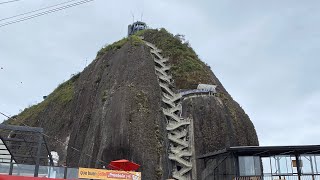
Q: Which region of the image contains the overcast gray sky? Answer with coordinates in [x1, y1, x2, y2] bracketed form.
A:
[0, 0, 319, 146]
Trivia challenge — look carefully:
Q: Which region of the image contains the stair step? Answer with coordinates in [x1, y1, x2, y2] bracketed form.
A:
[167, 121, 191, 131]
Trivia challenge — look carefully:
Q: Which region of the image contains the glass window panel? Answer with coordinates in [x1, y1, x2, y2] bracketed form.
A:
[270, 156, 279, 174]
[278, 156, 288, 174]
[289, 155, 297, 174]
[314, 155, 320, 174]
[0, 163, 10, 175]
[311, 156, 317, 174]
[254, 156, 262, 175]
[278, 156, 289, 174]
[239, 156, 261, 176]
[262, 157, 271, 175]
[38, 165, 49, 178]
[48, 167, 65, 178]
[301, 155, 314, 174]
[270, 155, 295, 175]
[67, 167, 79, 179]
[38, 166, 66, 178]
[12, 164, 35, 177]
[57, 167, 66, 178]
[308, 154, 320, 174]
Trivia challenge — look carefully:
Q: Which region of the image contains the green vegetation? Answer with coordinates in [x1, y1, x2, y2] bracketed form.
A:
[129, 35, 144, 46]
[96, 38, 128, 58]
[136, 28, 214, 89]
[96, 35, 144, 59]
[101, 90, 108, 102]
[4, 73, 80, 126]
[155, 168, 163, 179]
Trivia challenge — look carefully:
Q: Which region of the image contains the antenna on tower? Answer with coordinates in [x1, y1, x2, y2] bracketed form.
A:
[140, 12, 143, 21]
[131, 11, 134, 23]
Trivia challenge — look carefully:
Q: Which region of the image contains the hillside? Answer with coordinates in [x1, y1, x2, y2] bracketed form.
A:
[4, 28, 259, 180]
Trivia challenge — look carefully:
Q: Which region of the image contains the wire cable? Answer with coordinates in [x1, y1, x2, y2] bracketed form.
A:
[0, 0, 21, 5]
[0, 0, 93, 26]
[0, 0, 94, 27]
[0, 0, 78, 22]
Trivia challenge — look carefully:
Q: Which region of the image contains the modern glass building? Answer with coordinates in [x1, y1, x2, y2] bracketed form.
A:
[198, 145, 320, 180]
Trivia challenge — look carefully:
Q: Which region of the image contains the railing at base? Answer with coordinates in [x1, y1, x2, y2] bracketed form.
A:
[234, 175, 320, 180]
[0, 162, 79, 179]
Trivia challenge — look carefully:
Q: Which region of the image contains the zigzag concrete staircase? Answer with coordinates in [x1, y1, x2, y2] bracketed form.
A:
[143, 41, 194, 180]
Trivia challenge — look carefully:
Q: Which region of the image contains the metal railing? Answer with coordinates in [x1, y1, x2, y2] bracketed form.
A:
[234, 174, 320, 180]
[179, 89, 215, 96]
[0, 162, 79, 179]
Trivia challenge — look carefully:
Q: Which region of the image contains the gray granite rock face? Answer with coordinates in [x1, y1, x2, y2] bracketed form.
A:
[6, 29, 259, 180]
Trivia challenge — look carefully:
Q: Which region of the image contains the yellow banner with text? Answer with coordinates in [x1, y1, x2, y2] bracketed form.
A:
[78, 168, 141, 180]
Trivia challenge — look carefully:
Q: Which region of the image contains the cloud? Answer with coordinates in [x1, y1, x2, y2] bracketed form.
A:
[0, 0, 319, 146]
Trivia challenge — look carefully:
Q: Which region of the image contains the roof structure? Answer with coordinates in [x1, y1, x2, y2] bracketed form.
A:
[198, 145, 320, 159]
[132, 21, 146, 25]
[0, 124, 53, 166]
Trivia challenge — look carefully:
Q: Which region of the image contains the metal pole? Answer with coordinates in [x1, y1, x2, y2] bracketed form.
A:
[235, 154, 239, 177]
[269, 155, 272, 176]
[9, 156, 13, 175]
[276, 156, 281, 179]
[233, 153, 238, 178]
[63, 165, 68, 179]
[34, 133, 42, 177]
[309, 155, 315, 180]
[295, 154, 301, 180]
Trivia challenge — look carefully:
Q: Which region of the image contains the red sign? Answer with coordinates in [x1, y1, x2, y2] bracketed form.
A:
[78, 168, 141, 180]
[0, 174, 69, 180]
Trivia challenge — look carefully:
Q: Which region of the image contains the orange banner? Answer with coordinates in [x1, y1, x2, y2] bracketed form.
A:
[78, 168, 141, 180]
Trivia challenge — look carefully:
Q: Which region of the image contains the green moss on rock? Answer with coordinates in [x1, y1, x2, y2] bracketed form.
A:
[97, 38, 128, 58]
[101, 90, 108, 102]
[129, 35, 144, 46]
[96, 35, 144, 59]
[136, 28, 214, 89]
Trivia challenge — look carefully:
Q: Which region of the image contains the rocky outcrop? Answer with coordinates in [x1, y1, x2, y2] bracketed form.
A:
[4, 29, 259, 180]
[65, 41, 170, 180]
